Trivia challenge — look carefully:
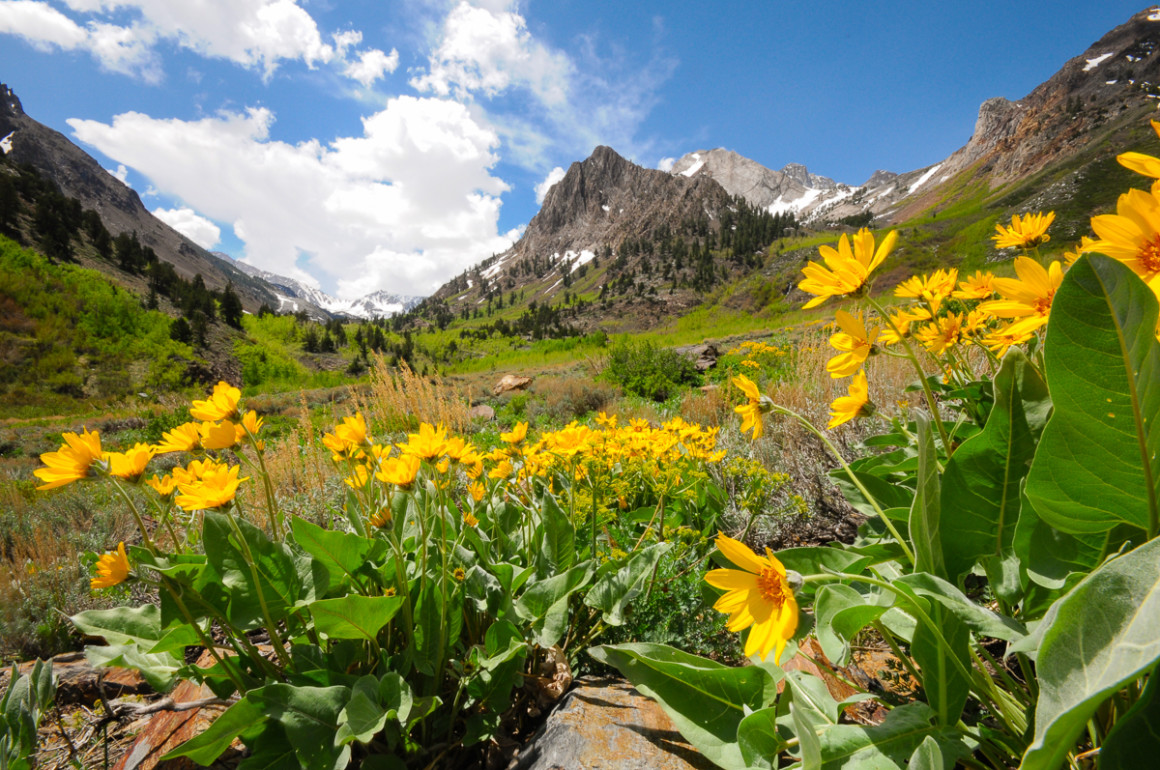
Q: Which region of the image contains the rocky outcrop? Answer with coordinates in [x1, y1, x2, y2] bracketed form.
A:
[507, 678, 716, 770]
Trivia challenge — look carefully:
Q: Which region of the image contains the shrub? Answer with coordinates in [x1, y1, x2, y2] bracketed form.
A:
[600, 339, 699, 402]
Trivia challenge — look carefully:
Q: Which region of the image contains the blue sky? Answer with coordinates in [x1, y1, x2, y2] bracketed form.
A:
[0, 1, 1149, 297]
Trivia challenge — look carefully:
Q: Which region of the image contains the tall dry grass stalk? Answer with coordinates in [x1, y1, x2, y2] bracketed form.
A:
[364, 354, 472, 432]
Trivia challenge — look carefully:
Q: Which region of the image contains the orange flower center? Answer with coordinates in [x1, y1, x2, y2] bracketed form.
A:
[756, 567, 788, 606]
[1034, 291, 1055, 317]
[1138, 234, 1160, 274]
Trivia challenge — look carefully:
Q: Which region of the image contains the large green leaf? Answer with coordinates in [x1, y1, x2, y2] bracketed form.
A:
[249, 684, 350, 770]
[584, 541, 670, 626]
[1022, 535, 1160, 770]
[291, 516, 384, 585]
[909, 413, 945, 579]
[813, 583, 891, 666]
[309, 594, 404, 642]
[537, 492, 575, 575]
[1099, 661, 1160, 769]
[792, 702, 960, 769]
[941, 349, 1049, 583]
[910, 602, 969, 726]
[589, 643, 777, 770]
[515, 561, 593, 648]
[71, 604, 164, 646]
[1026, 254, 1160, 535]
[162, 697, 268, 765]
[203, 512, 301, 630]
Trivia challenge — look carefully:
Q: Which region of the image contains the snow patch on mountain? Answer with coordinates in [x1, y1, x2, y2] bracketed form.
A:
[0, 131, 12, 154]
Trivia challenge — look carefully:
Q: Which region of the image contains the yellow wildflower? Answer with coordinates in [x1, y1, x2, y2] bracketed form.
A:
[34, 429, 105, 490]
[376, 454, 422, 488]
[146, 474, 176, 499]
[501, 421, 529, 445]
[826, 310, 880, 378]
[705, 533, 798, 663]
[952, 270, 997, 300]
[978, 257, 1063, 329]
[798, 228, 899, 308]
[915, 313, 964, 355]
[894, 268, 958, 313]
[982, 318, 1040, 357]
[107, 443, 154, 483]
[175, 463, 248, 510]
[91, 542, 130, 589]
[189, 381, 241, 422]
[1088, 187, 1160, 291]
[732, 374, 769, 440]
[827, 370, 872, 430]
[400, 423, 448, 460]
[154, 423, 202, 454]
[200, 420, 239, 450]
[993, 211, 1054, 249]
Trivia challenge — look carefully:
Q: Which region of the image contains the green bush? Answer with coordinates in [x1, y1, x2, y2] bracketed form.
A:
[600, 339, 700, 402]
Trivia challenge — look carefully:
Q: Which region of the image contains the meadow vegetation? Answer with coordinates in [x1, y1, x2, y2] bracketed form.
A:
[4, 121, 1160, 769]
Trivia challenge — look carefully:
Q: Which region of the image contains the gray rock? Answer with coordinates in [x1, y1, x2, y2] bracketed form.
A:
[508, 677, 715, 770]
[470, 403, 496, 421]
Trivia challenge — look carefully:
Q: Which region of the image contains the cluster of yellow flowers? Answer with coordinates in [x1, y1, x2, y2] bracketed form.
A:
[330, 411, 726, 513]
[35, 381, 259, 507]
[35, 381, 264, 588]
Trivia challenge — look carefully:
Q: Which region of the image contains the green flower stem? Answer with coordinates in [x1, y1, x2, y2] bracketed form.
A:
[771, 405, 915, 566]
[221, 510, 292, 668]
[243, 427, 282, 541]
[108, 477, 158, 555]
[159, 577, 249, 691]
[866, 295, 953, 455]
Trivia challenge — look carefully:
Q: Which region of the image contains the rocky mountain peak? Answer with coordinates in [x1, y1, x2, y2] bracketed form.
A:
[0, 83, 22, 118]
[778, 162, 838, 191]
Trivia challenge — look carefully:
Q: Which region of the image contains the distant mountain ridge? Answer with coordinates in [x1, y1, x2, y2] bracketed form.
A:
[225, 255, 422, 319]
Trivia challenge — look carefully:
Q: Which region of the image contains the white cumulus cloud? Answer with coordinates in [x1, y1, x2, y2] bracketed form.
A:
[344, 47, 399, 87]
[657, 156, 675, 172]
[152, 206, 221, 249]
[68, 97, 518, 297]
[534, 166, 565, 204]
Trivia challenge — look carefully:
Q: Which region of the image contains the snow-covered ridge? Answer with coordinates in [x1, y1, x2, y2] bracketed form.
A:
[224, 255, 423, 320]
[1084, 52, 1114, 71]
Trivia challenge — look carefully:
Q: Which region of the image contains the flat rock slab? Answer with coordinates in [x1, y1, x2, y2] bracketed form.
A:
[508, 677, 715, 770]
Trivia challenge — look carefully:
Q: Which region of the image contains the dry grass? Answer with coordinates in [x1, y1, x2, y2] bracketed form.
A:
[363, 355, 472, 432]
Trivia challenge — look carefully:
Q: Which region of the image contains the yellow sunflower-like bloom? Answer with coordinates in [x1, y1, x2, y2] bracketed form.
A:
[190, 381, 241, 422]
[35, 429, 105, 490]
[200, 420, 239, 450]
[107, 443, 154, 482]
[978, 257, 1063, 328]
[489, 459, 514, 480]
[982, 318, 1040, 357]
[827, 370, 872, 430]
[915, 313, 965, 355]
[368, 507, 392, 528]
[798, 228, 899, 309]
[463, 510, 480, 527]
[879, 306, 931, 346]
[894, 268, 958, 314]
[732, 374, 771, 440]
[595, 412, 618, 429]
[826, 310, 880, 379]
[400, 422, 449, 460]
[343, 464, 372, 489]
[91, 542, 130, 589]
[704, 533, 798, 662]
[153, 423, 202, 455]
[175, 463, 248, 510]
[501, 421, 529, 445]
[146, 473, 176, 499]
[235, 410, 264, 447]
[376, 454, 422, 488]
[1087, 188, 1160, 292]
[468, 482, 486, 503]
[992, 211, 1055, 250]
[952, 270, 997, 300]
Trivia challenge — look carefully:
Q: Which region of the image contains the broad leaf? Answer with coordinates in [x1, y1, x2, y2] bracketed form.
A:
[941, 349, 1049, 583]
[515, 561, 593, 648]
[799, 702, 960, 769]
[291, 516, 384, 584]
[1026, 254, 1160, 535]
[909, 413, 945, 578]
[309, 594, 404, 642]
[249, 684, 350, 770]
[203, 512, 301, 630]
[71, 604, 164, 646]
[1022, 535, 1160, 770]
[590, 643, 777, 770]
[162, 697, 267, 765]
[584, 541, 670, 625]
[910, 602, 969, 726]
[537, 492, 575, 575]
[814, 583, 890, 666]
